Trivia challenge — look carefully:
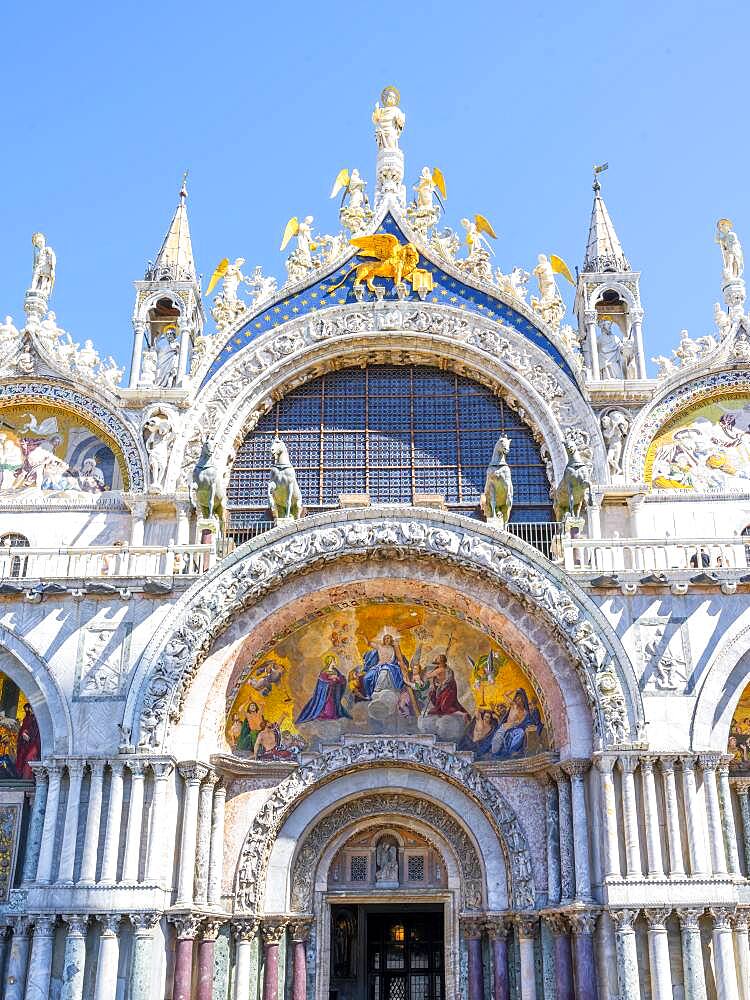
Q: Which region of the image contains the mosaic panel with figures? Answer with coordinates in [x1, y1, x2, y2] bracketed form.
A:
[729, 681, 750, 774]
[0, 405, 125, 496]
[226, 601, 549, 762]
[645, 393, 750, 491]
[0, 673, 40, 780]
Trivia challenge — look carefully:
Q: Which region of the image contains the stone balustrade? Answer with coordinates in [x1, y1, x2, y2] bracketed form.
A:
[0, 542, 213, 582]
[563, 534, 749, 575]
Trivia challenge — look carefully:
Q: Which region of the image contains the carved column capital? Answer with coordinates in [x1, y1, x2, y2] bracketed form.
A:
[644, 908, 671, 928]
[126, 760, 147, 777]
[594, 755, 617, 775]
[698, 752, 722, 772]
[484, 915, 511, 940]
[618, 754, 639, 774]
[31, 915, 57, 937]
[150, 760, 175, 780]
[178, 761, 211, 784]
[97, 913, 122, 936]
[678, 755, 698, 774]
[130, 912, 161, 934]
[639, 757, 656, 776]
[610, 908, 639, 931]
[709, 906, 736, 931]
[170, 914, 202, 939]
[262, 917, 288, 946]
[569, 910, 599, 936]
[107, 759, 126, 778]
[657, 755, 678, 774]
[733, 910, 750, 932]
[718, 755, 734, 776]
[200, 918, 223, 942]
[28, 761, 49, 783]
[289, 917, 313, 943]
[514, 914, 539, 938]
[232, 918, 260, 943]
[545, 913, 570, 937]
[460, 916, 485, 941]
[12, 916, 33, 936]
[88, 759, 105, 778]
[66, 759, 86, 779]
[676, 908, 704, 930]
[562, 759, 590, 779]
[62, 914, 88, 937]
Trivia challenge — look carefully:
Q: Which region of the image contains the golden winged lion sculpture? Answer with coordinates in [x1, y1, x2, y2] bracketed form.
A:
[327, 233, 433, 295]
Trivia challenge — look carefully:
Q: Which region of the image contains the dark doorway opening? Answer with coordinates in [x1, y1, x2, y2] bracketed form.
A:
[329, 904, 445, 1000]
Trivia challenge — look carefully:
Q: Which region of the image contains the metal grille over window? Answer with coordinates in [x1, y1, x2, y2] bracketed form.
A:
[350, 855, 368, 881]
[407, 855, 426, 881]
[227, 364, 556, 549]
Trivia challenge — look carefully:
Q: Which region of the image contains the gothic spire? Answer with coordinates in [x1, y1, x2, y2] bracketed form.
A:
[147, 172, 197, 283]
[582, 170, 630, 273]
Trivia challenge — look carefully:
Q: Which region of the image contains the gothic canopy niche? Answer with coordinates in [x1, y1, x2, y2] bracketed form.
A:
[171, 210, 606, 490]
[125, 508, 643, 753]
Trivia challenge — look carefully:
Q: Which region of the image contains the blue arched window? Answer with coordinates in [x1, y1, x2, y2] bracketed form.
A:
[227, 364, 554, 541]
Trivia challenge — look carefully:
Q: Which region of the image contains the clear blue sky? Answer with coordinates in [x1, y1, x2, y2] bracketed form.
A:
[1, 1, 747, 375]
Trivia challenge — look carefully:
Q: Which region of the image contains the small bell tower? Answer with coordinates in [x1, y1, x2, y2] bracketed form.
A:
[129, 174, 204, 389]
[575, 166, 647, 380]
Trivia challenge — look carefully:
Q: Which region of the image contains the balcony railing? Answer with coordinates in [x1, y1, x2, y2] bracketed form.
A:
[0, 543, 214, 582]
[563, 536, 750, 574]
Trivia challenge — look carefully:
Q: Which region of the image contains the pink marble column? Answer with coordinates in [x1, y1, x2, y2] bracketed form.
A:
[547, 914, 573, 1000]
[290, 918, 312, 1000]
[197, 920, 221, 1000]
[262, 919, 287, 1000]
[569, 911, 599, 1000]
[171, 916, 200, 1000]
[486, 916, 510, 1000]
[462, 917, 485, 1000]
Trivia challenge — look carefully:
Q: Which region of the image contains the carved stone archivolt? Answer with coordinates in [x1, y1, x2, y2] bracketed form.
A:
[127, 509, 642, 752]
[289, 792, 484, 912]
[168, 302, 605, 490]
[234, 740, 534, 913]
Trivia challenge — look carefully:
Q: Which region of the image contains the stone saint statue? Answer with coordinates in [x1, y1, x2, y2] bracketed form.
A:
[600, 410, 630, 475]
[375, 840, 399, 884]
[31, 233, 56, 298]
[372, 86, 405, 150]
[716, 218, 743, 280]
[597, 320, 625, 379]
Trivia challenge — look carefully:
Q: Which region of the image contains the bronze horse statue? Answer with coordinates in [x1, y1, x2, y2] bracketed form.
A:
[481, 435, 513, 527]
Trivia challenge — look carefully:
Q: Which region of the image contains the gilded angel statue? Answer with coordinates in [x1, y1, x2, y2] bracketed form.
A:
[372, 86, 405, 151]
[413, 167, 446, 211]
[459, 215, 497, 281]
[280, 216, 315, 267]
[331, 168, 372, 234]
[205, 257, 247, 303]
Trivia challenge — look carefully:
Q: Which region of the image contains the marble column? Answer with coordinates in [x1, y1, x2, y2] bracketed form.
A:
[681, 756, 709, 875]
[701, 754, 728, 875]
[540, 776, 561, 904]
[61, 914, 87, 1000]
[59, 761, 85, 882]
[145, 761, 173, 884]
[172, 915, 201, 1000]
[677, 908, 707, 1000]
[5, 917, 32, 1000]
[485, 916, 510, 1000]
[79, 761, 105, 883]
[619, 756, 643, 877]
[35, 762, 62, 884]
[261, 919, 287, 1000]
[175, 762, 209, 907]
[596, 756, 621, 879]
[232, 919, 259, 1000]
[564, 760, 592, 900]
[611, 909, 640, 1000]
[21, 767, 48, 884]
[554, 769, 575, 903]
[24, 915, 56, 1000]
[462, 918, 485, 1000]
[546, 914, 573, 1000]
[290, 918, 312, 1000]
[129, 912, 160, 1000]
[659, 756, 686, 876]
[644, 909, 673, 1000]
[122, 761, 146, 883]
[734, 911, 750, 1000]
[93, 914, 122, 1000]
[641, 759, 665, 877]
[711, 908, 740, 1000]
[100, 761, 125, 882]
[516, 916, 538, 1000]
[208, 781, 226, 907]
[198, 919, 222, 1000]
[719, 759, 742, 875]
[736, 780, 750, 874]
[194, 772, 217, 906]
[569, 910, 598, 1000]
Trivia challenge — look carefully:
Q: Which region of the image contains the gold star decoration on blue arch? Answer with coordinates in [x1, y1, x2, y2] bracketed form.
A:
[201, 213, 578, 389]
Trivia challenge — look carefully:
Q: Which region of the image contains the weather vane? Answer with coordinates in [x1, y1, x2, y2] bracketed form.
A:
[593, 162, 608, 191]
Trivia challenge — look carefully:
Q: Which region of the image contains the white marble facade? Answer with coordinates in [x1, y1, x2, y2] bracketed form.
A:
[0, 92, 749, 1000]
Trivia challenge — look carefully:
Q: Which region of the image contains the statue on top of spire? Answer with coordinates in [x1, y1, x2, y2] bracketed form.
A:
[373, 86, 405, 150]
[716, 219, 744, 281]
